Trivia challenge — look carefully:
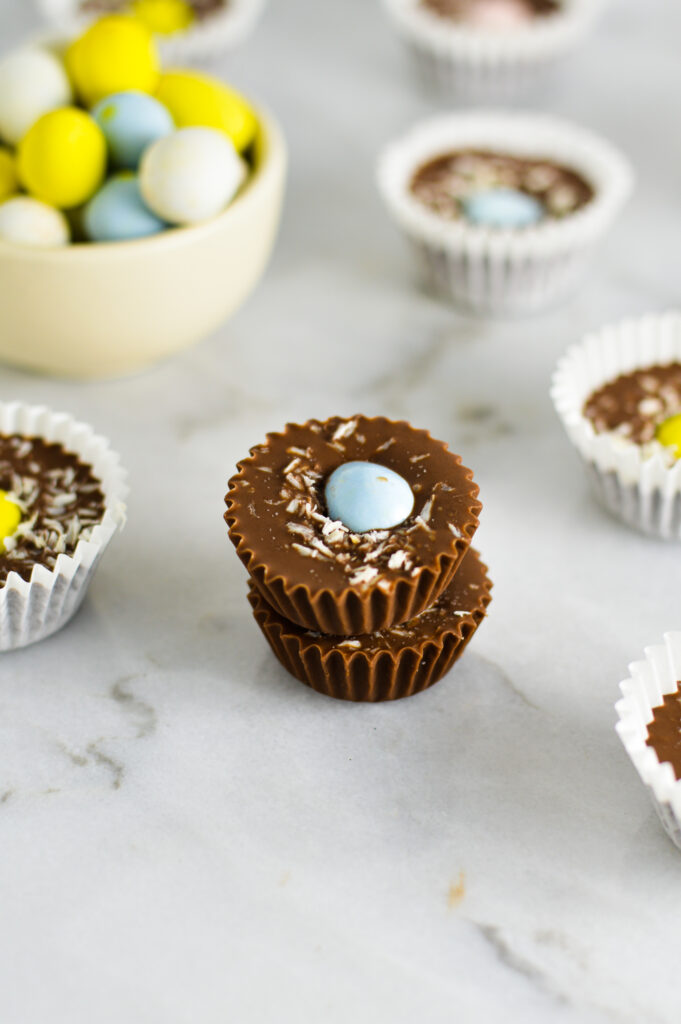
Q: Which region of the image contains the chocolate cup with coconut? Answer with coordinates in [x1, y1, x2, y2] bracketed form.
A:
[377, 111, 633, 316]
[225, 415, 481, 635]
[248, 545, 492, 702]
[0, 401, 127, 651]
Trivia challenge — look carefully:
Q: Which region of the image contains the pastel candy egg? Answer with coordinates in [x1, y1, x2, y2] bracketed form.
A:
[656, 414, 681, 459]
[83, 174, 167, 242]
[140, 127, 246, 225]
[463, 187, 544, 229]
[324, 461, 415, 533]
[0, 196, 70, 247]
[0, 47, 72, 146]
[66, 15, 160, 107]
[0, 147, 18, 203]
[18, 107, 107, 209]
[155, 70, 258, 153]
[92, 91, 174, 169]
[132, 0, 196, 34]
[0, 490, 21, 553]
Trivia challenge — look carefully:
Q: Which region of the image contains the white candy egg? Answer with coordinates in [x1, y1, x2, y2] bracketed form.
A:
[140, 127, 247, 226]
[0, 48, 73, 146]
[0, 196, 70, 247]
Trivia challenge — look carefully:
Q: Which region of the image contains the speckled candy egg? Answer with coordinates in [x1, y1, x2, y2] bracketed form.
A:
[0, 196, 70, 247]
[83, 174, 167, 243]
[0, 47, 72, 147]
[140, 127, 246, 225]
[17, 107, 107, 209]
[66, 15, 160, 108]
[324, 461, 415, 533]
[656, 415, 681, 459]
[463, 187, 544, 229]
[0, 491, 21, 552]
[92, 90, 174, 169]
[155, 70, 258, 153]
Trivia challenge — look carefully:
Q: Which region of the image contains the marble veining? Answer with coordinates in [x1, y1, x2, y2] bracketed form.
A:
[0, 0, 680, 1022]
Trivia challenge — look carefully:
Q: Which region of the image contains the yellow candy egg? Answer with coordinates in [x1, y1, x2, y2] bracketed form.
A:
[18, 108, 107, 209]
[656, 414, 681, 459]
[156, 70, 257, 153]
[66, 15, 160, 107]
[132, 0, 195, 35]
[0, 147, 18, 202]
[0, 490, 21, 553]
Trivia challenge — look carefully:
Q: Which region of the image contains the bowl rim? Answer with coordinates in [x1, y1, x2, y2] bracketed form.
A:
[0, 102, 286, 262]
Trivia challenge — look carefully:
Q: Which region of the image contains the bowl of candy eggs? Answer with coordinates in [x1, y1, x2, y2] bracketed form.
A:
[36, 0, 267, 64]
[0, 14, 286, 379]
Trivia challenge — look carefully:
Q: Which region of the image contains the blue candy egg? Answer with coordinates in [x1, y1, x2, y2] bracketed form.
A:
[324, 461, 414, 533]
[463, 187, 544, 229]
[83, 174, 167, 242]
[92, 91, 174, 170]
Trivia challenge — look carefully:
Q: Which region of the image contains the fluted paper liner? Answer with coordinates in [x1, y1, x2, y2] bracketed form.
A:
[552, 311, 681, 539]
[377, 111, 633, 315]
[36, 0, 267, 62]
[381, 0, 603, 100]
[0, 401, 127, 651]
[249, 547, 492, 702]
[616, 631, 681, 852]
[225, 415, 481, 635]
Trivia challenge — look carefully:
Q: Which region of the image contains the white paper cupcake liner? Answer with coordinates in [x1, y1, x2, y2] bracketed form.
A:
[616, 632, 681, 852]
[381, 0, 603, 100]
[377, 110, 633, 316]
[35, 0, 266, 63]
[552, 312, 681, 539]
[0, 402, 127, 651]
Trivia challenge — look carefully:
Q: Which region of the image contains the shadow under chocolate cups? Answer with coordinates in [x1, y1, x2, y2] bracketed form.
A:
[248, 547, 492, 702]
[225, 415, 481, 634]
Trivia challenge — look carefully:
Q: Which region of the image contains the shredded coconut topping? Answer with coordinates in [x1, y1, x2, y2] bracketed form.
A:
[273, 433, 466, 589]
[0, 435, 105, 584]
[332, 419, 359, 442]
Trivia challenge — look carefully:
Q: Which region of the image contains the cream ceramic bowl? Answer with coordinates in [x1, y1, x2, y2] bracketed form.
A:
[0, 108, 286, 379]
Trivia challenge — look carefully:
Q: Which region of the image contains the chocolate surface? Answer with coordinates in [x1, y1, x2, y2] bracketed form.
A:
[410, 149, 593, 224]
[81, 0, 227, 19]
[583, 363, 681, 446]
[646, 684, 681, 781]
[0, 434, 105, 586]
[299, 544, 489, 654]
[226, 416, 481, 634]
[249, 547, 492, 701]
[422, 0, 560, 21]
[189, 0, 228, 16]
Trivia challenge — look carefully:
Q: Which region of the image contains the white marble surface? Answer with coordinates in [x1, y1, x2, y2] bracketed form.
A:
[0, 1, 680, 1021]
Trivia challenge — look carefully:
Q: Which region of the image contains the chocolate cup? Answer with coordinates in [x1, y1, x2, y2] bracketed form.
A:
[226, 415, 481, 635]
[248, 547, 492, 702]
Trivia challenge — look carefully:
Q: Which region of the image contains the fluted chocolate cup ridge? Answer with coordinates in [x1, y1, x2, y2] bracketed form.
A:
[248, 547, 493, 702]
[225, 415, 482, 635]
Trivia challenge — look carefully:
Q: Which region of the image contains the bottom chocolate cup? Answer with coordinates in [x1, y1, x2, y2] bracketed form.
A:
[248, 547, 492, 702]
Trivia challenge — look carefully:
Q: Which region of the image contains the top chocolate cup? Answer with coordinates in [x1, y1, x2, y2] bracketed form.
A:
[225, 415, 481, 634]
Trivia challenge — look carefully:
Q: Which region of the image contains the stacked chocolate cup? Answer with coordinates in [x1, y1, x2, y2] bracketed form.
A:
[225, 414, 492, 701]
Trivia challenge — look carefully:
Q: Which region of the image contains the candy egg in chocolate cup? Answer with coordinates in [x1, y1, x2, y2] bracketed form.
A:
[381, 0, 603, 102]
[0, 400, 127, 651]
[377, 110, 633, 316]
[225, 415, 482, 636]
[552, 311, 681, 540]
